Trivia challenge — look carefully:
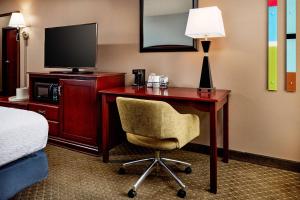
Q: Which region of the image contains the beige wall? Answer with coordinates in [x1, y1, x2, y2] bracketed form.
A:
[0, 0, 299, 161]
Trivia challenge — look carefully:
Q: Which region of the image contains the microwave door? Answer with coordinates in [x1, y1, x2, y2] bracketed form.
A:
[37, 87, 49, 98]
[36, 85, 50, 100]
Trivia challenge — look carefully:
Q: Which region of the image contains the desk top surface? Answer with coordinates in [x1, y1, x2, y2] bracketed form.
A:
[99, 87, 230, 102]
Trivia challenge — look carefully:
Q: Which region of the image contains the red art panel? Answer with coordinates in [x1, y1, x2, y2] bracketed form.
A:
[268, 0, 278, 7]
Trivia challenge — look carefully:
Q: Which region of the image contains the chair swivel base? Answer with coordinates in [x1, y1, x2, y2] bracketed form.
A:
[118, 151, 192, 198]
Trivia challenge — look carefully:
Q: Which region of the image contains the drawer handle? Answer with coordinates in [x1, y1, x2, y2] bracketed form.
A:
[38, 110, 46, 115]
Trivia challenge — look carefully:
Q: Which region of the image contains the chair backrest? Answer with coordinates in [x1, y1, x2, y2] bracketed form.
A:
[116, 97, 178, 139]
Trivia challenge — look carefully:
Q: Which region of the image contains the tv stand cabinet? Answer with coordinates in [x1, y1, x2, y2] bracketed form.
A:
[1, 72, 125, 154]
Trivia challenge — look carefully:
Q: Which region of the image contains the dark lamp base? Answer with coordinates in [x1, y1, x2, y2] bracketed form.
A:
[198, 87, 216, 93]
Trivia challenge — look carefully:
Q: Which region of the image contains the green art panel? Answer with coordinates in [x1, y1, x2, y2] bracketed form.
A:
[268, 0, 278, 91]
[268, 46, 278, 91]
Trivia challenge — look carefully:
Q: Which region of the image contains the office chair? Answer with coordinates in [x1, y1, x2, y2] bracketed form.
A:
[116, 97, 200, 198]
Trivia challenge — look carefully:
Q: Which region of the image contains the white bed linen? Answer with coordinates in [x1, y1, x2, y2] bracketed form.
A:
[0, 106, 48, 167]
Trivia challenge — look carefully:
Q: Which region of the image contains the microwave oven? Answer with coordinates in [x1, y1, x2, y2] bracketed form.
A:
[33, 82, 59, 103]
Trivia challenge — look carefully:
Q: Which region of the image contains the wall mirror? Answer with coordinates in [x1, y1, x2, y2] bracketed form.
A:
[140, 0, 198, 52]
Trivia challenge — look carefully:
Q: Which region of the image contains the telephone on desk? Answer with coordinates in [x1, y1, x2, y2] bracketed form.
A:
[132, 69, 169, 89]
[147, 73, 168, 89]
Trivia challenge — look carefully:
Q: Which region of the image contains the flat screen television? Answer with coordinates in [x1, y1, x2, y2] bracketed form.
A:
[44, 23, 97, 73]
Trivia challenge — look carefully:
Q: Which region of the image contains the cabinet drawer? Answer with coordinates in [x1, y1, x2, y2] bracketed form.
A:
[48, 121, 59, 137]
[28, 103, 59, 121]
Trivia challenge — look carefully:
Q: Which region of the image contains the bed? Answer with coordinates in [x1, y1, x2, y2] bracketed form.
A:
[0, 106, 49, 200]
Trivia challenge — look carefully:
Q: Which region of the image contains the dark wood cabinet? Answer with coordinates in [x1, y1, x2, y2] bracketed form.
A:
[28, 102, 60, 137]
[48, 121, 60, 137]
[29, 72, 125, 153]
[28, 103, 60, 121]
[0, 72, 125, 154]
[60, 79, 97, 145]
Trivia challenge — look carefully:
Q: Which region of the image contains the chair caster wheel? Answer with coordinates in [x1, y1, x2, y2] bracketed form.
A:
[177, 189, 186, 198]
[184, 166, 192, 174]
[118, 167, 125, 175]
[128, 189, 137, 198]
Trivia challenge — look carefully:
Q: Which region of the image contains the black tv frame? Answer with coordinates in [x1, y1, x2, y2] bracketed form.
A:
[44, 23, 98, 74]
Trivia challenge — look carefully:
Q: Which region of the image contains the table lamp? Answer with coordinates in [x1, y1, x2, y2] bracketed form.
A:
[185, 6, 225, 91]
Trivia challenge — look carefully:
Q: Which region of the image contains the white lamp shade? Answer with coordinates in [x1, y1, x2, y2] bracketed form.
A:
[9, 12, 26, 28]
[185, 6, 225, 39]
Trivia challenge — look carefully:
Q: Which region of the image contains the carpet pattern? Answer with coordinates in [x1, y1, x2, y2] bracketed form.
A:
[13, 144, 300, 200]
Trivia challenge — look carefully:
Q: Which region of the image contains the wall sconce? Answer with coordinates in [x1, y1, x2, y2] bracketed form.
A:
[8, 12, 29, 95]
[8, 12, 29, 41]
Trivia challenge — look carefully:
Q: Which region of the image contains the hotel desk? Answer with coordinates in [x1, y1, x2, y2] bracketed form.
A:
[99, 87, 231, 193]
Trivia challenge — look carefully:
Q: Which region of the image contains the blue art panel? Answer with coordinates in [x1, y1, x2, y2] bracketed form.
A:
[287, 39, 296, 72]
[286, 0, 297, 92]
[268, 6, 277, 42]
[287, 0, 296, 34]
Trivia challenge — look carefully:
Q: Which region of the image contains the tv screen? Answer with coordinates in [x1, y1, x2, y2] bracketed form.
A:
[44, 23, 97, 68]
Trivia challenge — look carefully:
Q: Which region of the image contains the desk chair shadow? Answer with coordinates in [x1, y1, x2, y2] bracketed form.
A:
[116, 97, 200, 198]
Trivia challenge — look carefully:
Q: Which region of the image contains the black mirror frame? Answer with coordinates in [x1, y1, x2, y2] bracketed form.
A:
[140, 0, 198, 53]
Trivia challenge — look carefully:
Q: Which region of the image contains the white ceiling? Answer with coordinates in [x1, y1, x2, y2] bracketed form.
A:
[144, 0, 193, 16]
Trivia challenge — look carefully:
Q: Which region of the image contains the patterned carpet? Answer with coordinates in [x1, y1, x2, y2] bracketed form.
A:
[13, 144, 300, 200]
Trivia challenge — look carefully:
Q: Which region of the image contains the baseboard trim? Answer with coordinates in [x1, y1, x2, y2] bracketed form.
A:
[48, 137, 99, 155]
[183, 143, 300, 173]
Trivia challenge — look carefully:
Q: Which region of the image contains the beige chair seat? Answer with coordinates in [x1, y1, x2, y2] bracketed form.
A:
[116, 97, 200, 198]
[127, 132, 179, 150]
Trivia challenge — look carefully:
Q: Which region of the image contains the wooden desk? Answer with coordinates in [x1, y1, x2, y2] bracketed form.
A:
[99, 87, 231, 193]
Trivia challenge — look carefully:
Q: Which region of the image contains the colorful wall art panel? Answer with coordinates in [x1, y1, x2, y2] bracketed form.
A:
[286, 0, 297, 92]
[268, 0, 278, 91]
